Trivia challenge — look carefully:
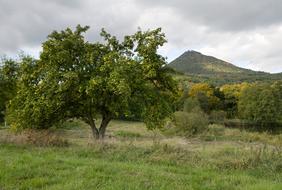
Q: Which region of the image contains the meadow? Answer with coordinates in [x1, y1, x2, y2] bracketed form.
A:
[0, 120, 281, 190]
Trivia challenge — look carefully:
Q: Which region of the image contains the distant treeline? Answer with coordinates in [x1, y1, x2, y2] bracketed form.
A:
[176, 81, 282, 130]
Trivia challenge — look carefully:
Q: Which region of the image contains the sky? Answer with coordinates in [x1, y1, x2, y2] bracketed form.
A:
[1, 0, 282, 73]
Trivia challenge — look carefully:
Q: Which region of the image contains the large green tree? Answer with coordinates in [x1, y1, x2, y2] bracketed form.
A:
[7, 25, 177, 139]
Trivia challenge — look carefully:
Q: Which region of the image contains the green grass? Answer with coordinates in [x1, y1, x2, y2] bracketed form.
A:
[200, 124, 282, 146]
[0, 120, 281, 190]
[114, 130, 142, 138]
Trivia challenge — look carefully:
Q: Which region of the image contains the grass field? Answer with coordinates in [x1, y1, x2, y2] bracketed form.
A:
[0, 120, 282, 190]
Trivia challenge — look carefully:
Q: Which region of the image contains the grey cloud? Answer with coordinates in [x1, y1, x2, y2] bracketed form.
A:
[137, 0, 282, 31]
[0, 0, 140, 54]
[0, 0, 282, 73]
[0, 0, 79, 52]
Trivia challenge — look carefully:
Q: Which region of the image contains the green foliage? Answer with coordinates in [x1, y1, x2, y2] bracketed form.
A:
[178, 80, 282, 131]
[173, 83, 189, 111]
[0, 58, 21, 122]
[209, 110, 227, 124]
[220, 83, 250, 118]
[183, 97, 201, 112]
[6, 25, 177, 138]
[188, 83, 220, 113]
[172, 110, 209, 136]
[238, 82, 282, 129]
[53, 119, 86, 130]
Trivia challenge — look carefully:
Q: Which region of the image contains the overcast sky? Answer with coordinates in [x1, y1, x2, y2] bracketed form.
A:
[1, 0, 282, 73]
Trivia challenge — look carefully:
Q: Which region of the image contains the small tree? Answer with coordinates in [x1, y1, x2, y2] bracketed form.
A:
[7, 25, 177, 139]
[173, 111, 208, 136]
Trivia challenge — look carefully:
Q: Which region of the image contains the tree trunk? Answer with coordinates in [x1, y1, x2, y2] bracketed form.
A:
[84, 114, 111, 139]
[84, 116, 99, 139]
[91, 124, 99, 139]
[98, 115, 111, 139]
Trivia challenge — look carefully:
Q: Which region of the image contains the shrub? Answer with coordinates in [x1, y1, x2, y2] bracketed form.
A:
[23, 129, 69, 147]
[0, 129, 69, 146]
[172, 110, 209, 136]
[209, 110, 227, 124]
[183, 98, 201, 112]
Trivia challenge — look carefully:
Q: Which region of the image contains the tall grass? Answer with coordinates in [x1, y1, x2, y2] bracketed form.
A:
[0, 120, 281, 189]
[0, 142, 281, 190]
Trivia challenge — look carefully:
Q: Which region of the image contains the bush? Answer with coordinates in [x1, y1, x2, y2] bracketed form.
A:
[0, 129, 69, 146]
[172, 110, 209, 136]
[209, 110, 227, 124]
[183, 98, 201, 112]
[23, 129, 69, 147]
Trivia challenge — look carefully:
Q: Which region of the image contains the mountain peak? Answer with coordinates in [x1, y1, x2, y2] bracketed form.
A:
[184, 50, 202, 55]
[166, 50, 282, 85]
[182, 50, 204, 58]
[168, 50, 250, 75]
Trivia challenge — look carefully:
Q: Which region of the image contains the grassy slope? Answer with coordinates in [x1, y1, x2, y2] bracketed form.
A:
[0, 120, 282, 190]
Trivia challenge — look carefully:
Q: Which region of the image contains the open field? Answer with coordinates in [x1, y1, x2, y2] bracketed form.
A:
[0, 120, 282, 190]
